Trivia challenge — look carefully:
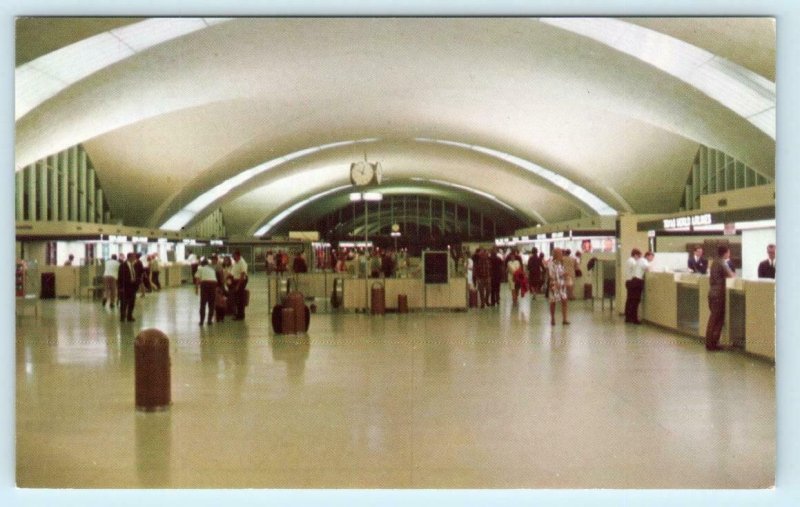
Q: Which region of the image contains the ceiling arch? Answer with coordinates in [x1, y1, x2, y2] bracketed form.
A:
[14, 17, 775, 239]
[248, 179, 533, 238]
[154, 136, 620, 233]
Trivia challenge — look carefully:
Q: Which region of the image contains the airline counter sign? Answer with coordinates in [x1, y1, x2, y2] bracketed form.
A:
[662, 213, 712, 230]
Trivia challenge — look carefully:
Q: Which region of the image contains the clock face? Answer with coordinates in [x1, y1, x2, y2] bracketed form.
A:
[350, 161, 374, 186]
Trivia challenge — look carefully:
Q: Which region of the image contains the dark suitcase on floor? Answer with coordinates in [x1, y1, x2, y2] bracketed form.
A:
[371, 282, 385, 315]
[398, 294, 409, 313]
[286, 291, 306, 332]
[281, 307, 296, 334]
[303, 305, 311, 332]
[271, 305, 282, 333]
[41, 273, 55, 299]
[583, 283, 592, 300]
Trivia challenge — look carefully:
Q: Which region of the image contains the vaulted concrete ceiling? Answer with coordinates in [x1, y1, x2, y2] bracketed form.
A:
[14, 17, 775, 237]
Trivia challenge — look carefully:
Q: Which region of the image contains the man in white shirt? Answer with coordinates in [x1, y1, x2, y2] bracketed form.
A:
[102, 254, 120, 309]
[230, 249, 249, 320]
[624, 248, 646, 324]
[194, 258, 218, 325]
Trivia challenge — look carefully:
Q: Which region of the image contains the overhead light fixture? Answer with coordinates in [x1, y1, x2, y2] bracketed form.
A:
[349, 192, 383, 202]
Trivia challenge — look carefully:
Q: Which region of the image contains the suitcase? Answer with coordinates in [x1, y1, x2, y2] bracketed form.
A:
[41, 273, 56, 299]
[286, 291, 306, 332]
[398, 294, 409, 313]
[303, 305, 311, 332]
[271, 305, 283, 333]
[468, 287, 478, 308]
[583, 283, 592, 300]
[281, 307, 296, 334]
[371, 282, 385, 315]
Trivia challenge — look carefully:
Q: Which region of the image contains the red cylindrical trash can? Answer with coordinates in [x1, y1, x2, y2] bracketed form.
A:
[371, 282, 385, 315]
[398, 294, 409, 313]
[134, 329, 171, 411]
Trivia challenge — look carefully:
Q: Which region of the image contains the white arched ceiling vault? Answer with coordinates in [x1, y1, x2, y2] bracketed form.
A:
[14, 17, 775, 238]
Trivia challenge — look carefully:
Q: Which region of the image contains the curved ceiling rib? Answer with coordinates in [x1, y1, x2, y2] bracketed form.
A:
[250, 179, 533, 237]
[160, 138, 613, 233]
[15, 18, 231, 120]
[159, 138, 379, 230]
[414, 138, 620, 215]
[540, 17, 775, 138]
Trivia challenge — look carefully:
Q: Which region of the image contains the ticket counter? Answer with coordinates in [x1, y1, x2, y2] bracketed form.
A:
[39, 266, 80, 298]
[339, 276, 467, 311]
[643, 272, 774, 360]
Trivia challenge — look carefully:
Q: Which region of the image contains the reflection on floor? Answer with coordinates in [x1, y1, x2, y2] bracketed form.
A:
[16, 276, 775, 488]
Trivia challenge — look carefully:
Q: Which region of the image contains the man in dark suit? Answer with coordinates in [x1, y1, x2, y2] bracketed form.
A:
[117, 253, 139, 322]
[687, 246, 708, 274]
[757, 244, 776, 279]
[489, 247, 504, 306]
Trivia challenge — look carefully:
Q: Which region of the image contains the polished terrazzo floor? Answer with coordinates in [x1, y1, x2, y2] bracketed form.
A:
[15, 275, 775, 489]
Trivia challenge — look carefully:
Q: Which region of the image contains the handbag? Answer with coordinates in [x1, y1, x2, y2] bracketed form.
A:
[215, 289, 227, 308]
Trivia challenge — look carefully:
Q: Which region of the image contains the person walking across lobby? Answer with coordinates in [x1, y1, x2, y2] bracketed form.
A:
[547, 248, 569, 325]
[117, 253, 139, 322]
[757, 244, 776, 279]
[195, 258, 218, 326]
[705, 245, 735, 351]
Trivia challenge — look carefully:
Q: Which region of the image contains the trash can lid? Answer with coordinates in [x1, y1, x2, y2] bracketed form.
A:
[135, 328, 169, 346]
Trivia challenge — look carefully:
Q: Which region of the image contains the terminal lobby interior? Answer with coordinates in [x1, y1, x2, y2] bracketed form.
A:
[11, 16, 787, 497]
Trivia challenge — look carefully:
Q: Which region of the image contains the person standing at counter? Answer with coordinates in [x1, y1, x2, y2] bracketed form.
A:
[102, 254, 120, 309]
[474, 248, 491, 308]
[687, 246, 708, 274]
[624, 248, 645, 324]
[705, 245, 736, 352]
[230, 249, 249, 321]
[757, 244, 776, 279]
[149, 254, 161, 291]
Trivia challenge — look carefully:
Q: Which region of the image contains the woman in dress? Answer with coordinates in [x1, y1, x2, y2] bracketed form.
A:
[547, 248, 570, 325]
